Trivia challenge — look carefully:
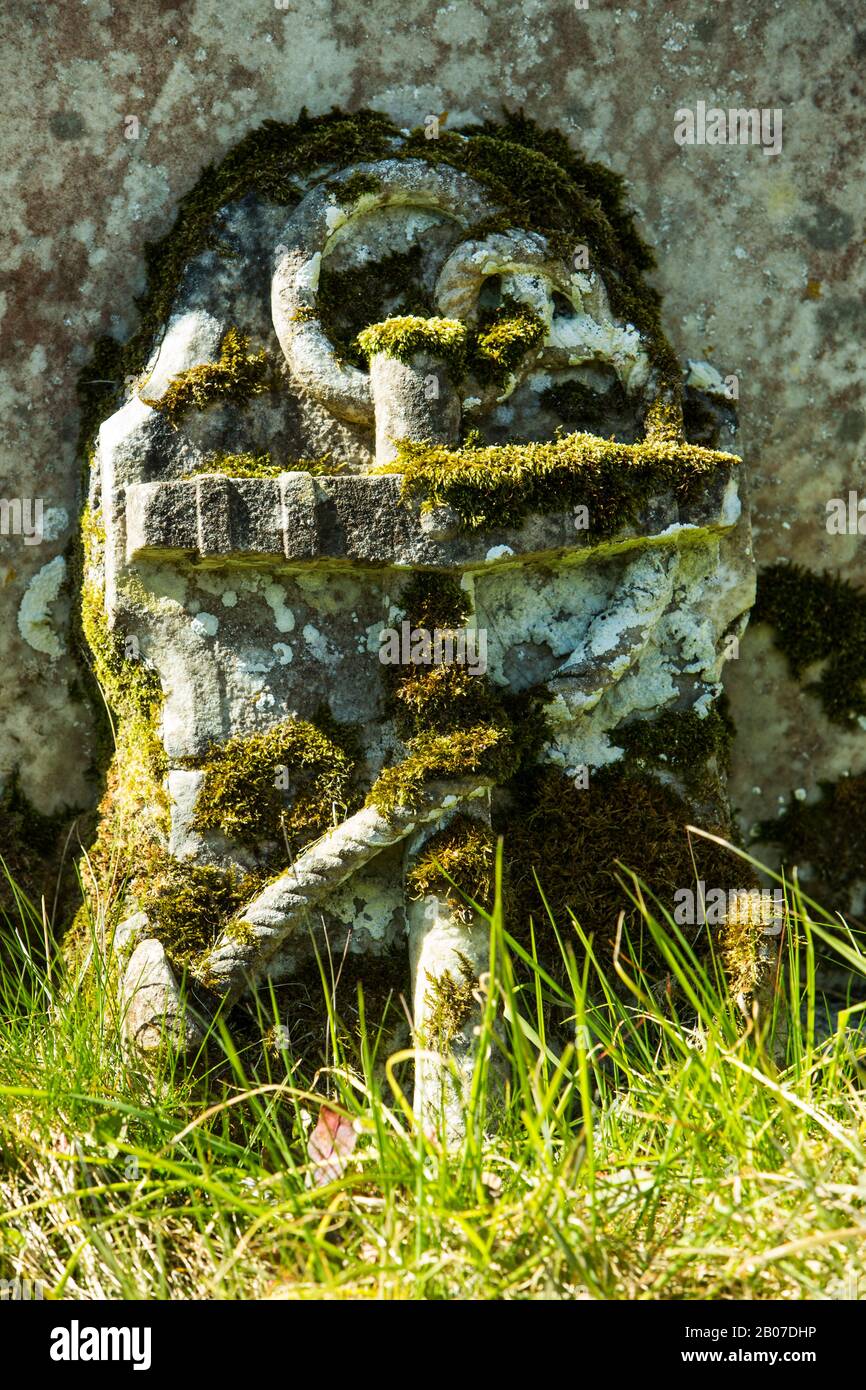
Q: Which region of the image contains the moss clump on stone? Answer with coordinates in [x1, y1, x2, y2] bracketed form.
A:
[186, 450, 334, 478]
[384, 430, 737, 532]
[76, 106, 675, 472]
[470, 300, 546, 387]
[189, 450, 279, 478]
[145, 861, 263, 968]
[190, 713, 360, 853]
[753, 563, 866, 725]
[76, 107, 400, 460]
[356, 314, 469, 374]
[79, 508, 166, 793]
[540, 376, 632, 428]
[325, 169, 383, 202]
[355, 303, 545, 389]
[368, 573, 547, 815]
[396, 572, 469, 631]
[501, 762, 754, 983]
[407, 814, 495, 923]
[318, 244, 434, 368]
[759, 773, 866, 900]
[719, 890, 786, 1006]
[147, 328, 279, 427]
[424, 954, 477, 1048]
[615, 701, 734, 792]
[402, 110, 678, 386]
[368, 725, 509, 816]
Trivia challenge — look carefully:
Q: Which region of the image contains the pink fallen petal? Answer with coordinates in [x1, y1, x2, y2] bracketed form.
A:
[308, 1105, 357, 1187]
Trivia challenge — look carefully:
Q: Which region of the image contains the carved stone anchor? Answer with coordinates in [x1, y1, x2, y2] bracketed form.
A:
[83, 116, 756, 1135]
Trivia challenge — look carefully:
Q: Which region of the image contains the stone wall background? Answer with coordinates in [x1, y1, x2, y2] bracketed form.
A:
[1, 0, 863, 852]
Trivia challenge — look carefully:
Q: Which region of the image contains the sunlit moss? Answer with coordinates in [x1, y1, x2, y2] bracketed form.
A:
[189, 713, 361, 852]
[383, 430, 738, 532]
[368, 573, 547, 815]
[423, 954, 477, 1049]
[318, 244, 432, 367]
[406, 814, 495, 923]
[185, 450, 335, 478]
[146, 328, 279, 427]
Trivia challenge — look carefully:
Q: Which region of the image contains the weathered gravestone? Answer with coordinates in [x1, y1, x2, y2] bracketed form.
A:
[78, 111, 768, 1137]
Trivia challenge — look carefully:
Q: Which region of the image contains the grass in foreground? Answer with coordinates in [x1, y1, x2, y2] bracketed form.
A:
[0, 847, 865, 1301]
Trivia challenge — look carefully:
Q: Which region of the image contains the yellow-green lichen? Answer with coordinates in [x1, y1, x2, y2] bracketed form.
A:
[382, 430, 737, 532]
[145, 327, 279, 427]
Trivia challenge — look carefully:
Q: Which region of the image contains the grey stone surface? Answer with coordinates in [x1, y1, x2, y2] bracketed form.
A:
[121, 938, 205, 1056]
[77, 128, 755, 1112]
[125, 462, 742, 570]
[2, 3, 861, 827]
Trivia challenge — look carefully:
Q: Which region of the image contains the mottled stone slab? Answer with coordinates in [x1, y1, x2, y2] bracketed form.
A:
[126, 464, 741, 571]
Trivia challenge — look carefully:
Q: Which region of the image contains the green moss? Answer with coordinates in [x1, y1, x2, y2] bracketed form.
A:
[75, 107, 400, 464]
[325, 169, 382, 201]
[615, 702, 734, 789]
[356, 314, 469, 374]
[470, 300, 546, 386]
[401, 111, 678, 386]
[753, 563, 866, 725]
[145, 327, 279, 427]
[759, 773, 866, 900]
[185, 450, 334, 478]
[394, 572, 469, 631]
[317, 244, 433, 368]
[406, 814, 495, 922]
[643, 394, 686, 445]
[188, 450, 278, 478]
[76, 106, 676, 474]
[189, 713, 360, 853]
[383, 429, 737, 532]
[145, 862, 262, 969]
[80, 508, 165, 787]
[720, 902, 765, 1004]
[368, 573, 548, 816]
[540, 376, 632, 428]
[355, 302, 545, 390]
[368, 724, 511, 816]
[501, 763, 754, 983]
[423, 954, 477, 1049]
